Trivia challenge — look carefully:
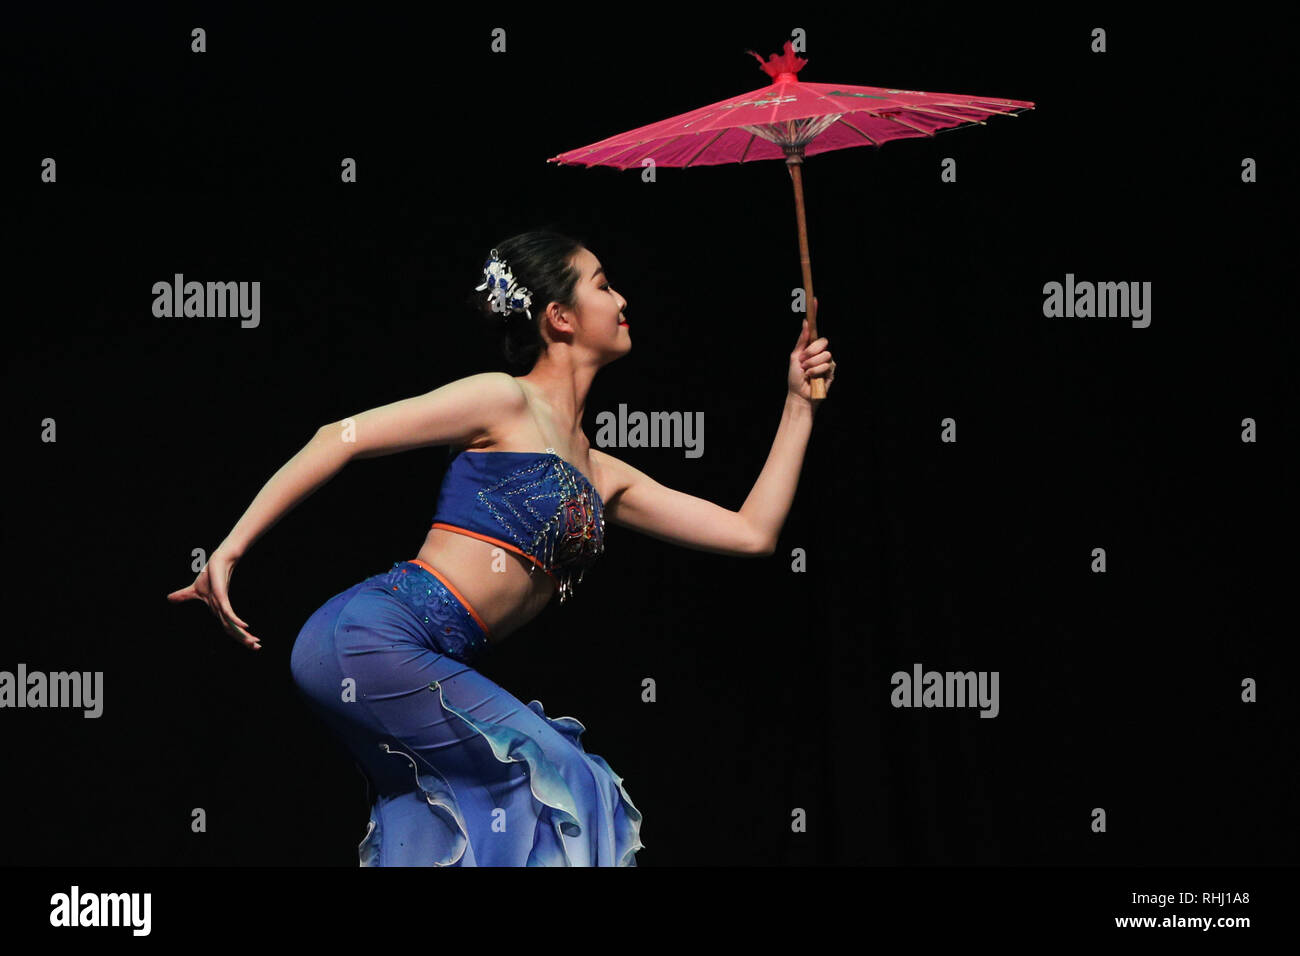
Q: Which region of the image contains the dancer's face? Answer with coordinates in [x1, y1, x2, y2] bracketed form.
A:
[565, 247, 630, 357]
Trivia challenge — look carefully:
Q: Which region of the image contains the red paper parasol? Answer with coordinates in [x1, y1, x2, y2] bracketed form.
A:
[549, 41, 1036, 399]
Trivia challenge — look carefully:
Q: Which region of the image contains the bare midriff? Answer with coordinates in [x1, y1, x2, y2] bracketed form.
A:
[415, 525, 557, 644]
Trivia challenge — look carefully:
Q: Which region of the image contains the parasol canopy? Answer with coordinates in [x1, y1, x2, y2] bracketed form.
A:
[549, 41, 1036, 398]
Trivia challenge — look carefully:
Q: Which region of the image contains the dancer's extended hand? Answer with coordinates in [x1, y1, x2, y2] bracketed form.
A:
[788, 298, 835, 405]
[167, 547, 262, 650]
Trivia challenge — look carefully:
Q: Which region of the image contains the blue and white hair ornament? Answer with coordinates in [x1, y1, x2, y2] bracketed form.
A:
[474, 248, 533, 320]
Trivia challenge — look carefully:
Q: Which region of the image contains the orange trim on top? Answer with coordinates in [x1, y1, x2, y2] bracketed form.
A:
[429, 522, 559, 583]
[406, 557, 493, 642]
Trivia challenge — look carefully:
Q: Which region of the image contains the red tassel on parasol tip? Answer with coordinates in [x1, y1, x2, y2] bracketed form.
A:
[745, 40, 808, 81]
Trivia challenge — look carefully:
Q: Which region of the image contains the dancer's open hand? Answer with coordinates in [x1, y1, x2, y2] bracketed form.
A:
[788, 298, 835, 405]
[167, 547, 262, 650]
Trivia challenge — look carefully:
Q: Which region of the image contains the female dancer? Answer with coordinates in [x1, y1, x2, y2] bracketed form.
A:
[167, 230, 835, 866]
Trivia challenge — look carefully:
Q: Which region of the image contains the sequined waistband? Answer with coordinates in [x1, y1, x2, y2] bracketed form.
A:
[378, 561, 490, 663]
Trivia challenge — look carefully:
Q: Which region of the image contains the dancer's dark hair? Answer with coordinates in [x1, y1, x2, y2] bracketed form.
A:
[465, 229, 586, 372]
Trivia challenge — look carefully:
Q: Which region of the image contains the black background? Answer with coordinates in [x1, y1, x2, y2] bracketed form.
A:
[7, 6, 1294, 873]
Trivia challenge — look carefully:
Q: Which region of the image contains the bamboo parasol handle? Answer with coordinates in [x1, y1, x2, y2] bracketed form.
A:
[786, 154, 826, 401]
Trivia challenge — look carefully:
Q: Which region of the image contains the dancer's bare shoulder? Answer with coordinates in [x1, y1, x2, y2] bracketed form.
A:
[327, 372, 527, 460]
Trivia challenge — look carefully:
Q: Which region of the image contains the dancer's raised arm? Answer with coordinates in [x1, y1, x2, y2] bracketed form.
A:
[598, 315, 834, 558]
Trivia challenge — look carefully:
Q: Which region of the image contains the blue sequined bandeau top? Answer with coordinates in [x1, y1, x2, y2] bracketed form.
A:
[431, 447, 606, 603]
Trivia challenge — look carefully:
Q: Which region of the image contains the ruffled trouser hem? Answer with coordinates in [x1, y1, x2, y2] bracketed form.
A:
[360, 683, 644, 867]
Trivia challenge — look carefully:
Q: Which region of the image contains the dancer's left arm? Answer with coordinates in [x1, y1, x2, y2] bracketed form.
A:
[598, 314, 834, 557]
